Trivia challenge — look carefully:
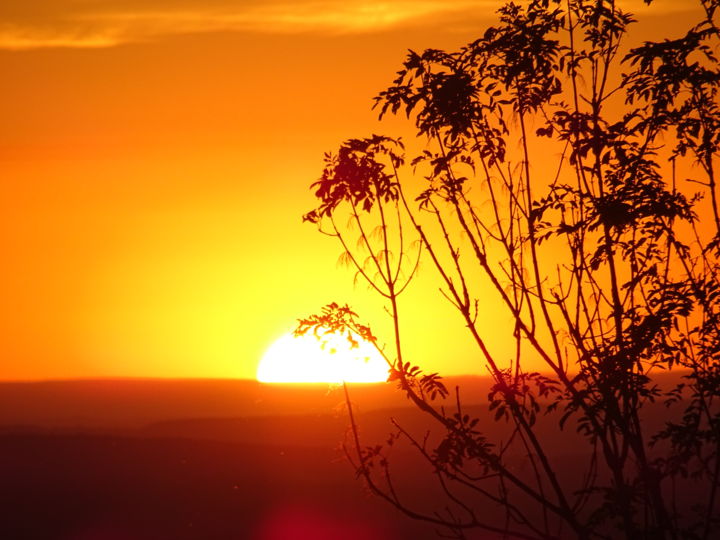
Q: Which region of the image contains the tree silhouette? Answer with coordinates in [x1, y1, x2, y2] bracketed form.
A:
[300, 0, 720, 538]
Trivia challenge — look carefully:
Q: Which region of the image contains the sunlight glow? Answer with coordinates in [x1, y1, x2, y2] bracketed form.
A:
[257, 330, 389, 383]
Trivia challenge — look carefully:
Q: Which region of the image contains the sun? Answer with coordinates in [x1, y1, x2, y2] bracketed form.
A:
[256, 329, 389, 383]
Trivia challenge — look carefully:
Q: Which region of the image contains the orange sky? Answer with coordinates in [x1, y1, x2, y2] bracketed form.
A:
[0, 0, 701, 380]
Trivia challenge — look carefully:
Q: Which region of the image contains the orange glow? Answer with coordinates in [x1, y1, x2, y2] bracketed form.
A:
[257, 330, 389, 383]
[0, 1, 701, 381]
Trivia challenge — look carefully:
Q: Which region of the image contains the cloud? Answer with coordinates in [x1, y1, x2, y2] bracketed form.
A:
[0, 0, 490, 50]
[0, 0, 699, 51]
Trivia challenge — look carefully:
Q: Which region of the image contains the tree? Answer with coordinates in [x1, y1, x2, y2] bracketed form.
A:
[299, 0, 720, 538]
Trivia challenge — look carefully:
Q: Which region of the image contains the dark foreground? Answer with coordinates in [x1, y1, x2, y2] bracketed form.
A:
[0, 432, 438, 540]
[0, 379, 481, 540]
[0, 377, 695, 539]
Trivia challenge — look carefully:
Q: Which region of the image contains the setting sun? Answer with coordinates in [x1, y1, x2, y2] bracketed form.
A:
[257, 330, 389, 383]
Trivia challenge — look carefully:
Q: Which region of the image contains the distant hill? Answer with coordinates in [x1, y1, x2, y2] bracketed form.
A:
[0, 376, 496, 428]
[0, 372, 687, 429]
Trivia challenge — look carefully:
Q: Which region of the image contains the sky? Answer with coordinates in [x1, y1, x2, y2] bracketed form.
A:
[0, 0, 701, 380]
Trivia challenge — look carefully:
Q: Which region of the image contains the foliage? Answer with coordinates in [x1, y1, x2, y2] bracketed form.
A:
[300, 0, 720, 538]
